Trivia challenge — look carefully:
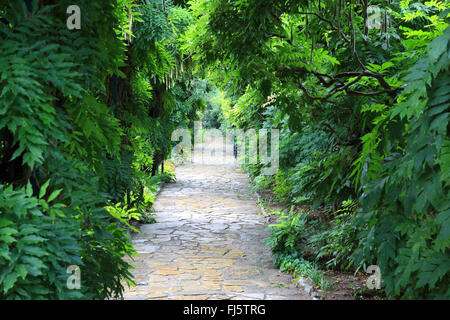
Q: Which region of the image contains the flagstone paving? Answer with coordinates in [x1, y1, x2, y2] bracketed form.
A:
[123, 142, 311, 300]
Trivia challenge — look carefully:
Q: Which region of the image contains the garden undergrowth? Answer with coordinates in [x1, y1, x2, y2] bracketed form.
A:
[260, 189, 383, 299]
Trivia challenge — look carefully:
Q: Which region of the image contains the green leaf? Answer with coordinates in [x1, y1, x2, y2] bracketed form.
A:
[26, 182, 33, 197]
[0, 235, 16, 244]
[15, 264, 28, 280]
[47, 189, 62, 203]
[39, 180, 50, 199]
[21, 235, 47, 243]
[0, 219, 13, 229]
[0, 227, 18, 236]
[23, 246, 47, 257]
[2, 273, 19, 294]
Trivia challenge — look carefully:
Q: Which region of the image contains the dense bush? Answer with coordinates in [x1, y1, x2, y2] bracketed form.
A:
[0, 183, 83, 299]
[264, 208, 331, 289]
[0, 0, 202, 299]
[352, 30, 450, 299]
[308, 201, 360, 271]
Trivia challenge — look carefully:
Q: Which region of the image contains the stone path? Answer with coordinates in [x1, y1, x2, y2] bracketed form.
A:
[123, 141, 310, 300]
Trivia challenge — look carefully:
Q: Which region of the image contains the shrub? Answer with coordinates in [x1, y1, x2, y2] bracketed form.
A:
[0, 183, 83, 299]
[308, 200, 360, 271]
[264, 208, 330, 289]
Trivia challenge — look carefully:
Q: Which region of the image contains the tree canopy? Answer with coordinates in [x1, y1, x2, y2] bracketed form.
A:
[182, 0, 450, 299]
[0, 0, 449, 299]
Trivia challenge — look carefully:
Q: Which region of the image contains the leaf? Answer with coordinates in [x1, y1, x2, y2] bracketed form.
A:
[15, 264, 28, 280]
[23, 246, 47, 257]
[0, 235, 16, 244]
[0, 219, 13, 229]
[21, 256, 47, 271]
[21, 235, 47, 243]
[381, 62, 395, 70]
[39, 180, 50, 199]
[47, 189, 62, 203]
[0, 227, 18, 236]
[2, 273, 19, 294]
[430, 112, 449, 132]
[436, 210, 450, 239]
[26, 182, 33, 197]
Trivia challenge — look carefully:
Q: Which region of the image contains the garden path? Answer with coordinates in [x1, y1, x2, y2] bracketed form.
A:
[123, 139, 311, 300]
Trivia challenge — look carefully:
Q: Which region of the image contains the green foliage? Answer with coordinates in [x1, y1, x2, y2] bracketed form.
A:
[184, 0, 450, 299]
[277, 252, 332, 291]
[264, 201, 360, 288]
[264, 208, 330, 289]
[0, 183, 82, 299]
[353, 27, 450, 299]
[264, 208, 311, 255]
[43, 155, 138, 300]
[106, 203, 142, 232]
[201, 86, 227, 129]
[309, 200, 360, 270]
[0, 0, 202, 300]
[1, 0, 448, 300]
